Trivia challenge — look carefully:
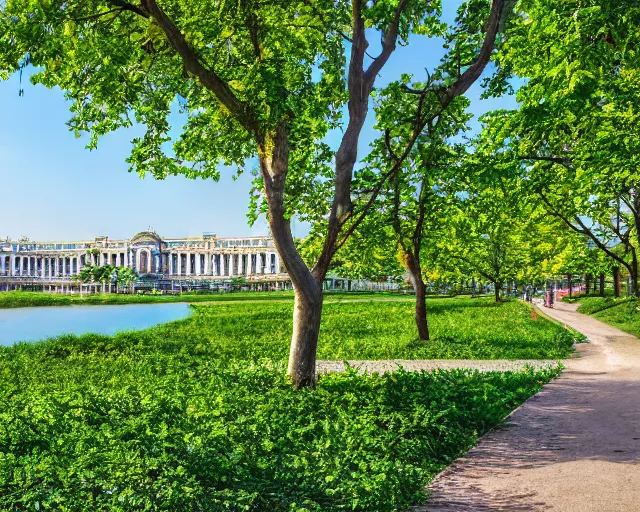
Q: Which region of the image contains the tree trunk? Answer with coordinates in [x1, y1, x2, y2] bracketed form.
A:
[288, 285, 323, 388]
[630, 255, 639, 297]
[568, 273, 572, 299]
[585, 273, 592, 296]
[613, 266, 621, 297]
[494, 281, 502, 302]
[405, 253, 429, 341]
[260, 124, 325, 388]
[599, 273, 605, 296]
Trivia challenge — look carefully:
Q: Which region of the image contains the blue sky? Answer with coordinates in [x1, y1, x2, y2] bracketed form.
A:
[0, 2, 517, 242]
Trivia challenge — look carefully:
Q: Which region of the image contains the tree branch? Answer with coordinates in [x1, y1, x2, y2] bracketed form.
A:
[364, 0, 408, 84]
[539, 191, 632, 271]
[142, 0, 256, 132]
[106, 0, 149, 18]
[519, 154, 573, 168]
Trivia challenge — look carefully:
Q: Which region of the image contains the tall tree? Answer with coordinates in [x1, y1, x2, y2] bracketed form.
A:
[1, 0, 511, 386]
[363, 96, 469, 338]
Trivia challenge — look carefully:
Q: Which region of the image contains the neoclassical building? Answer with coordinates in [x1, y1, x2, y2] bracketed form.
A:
[0, 232, 286, 287]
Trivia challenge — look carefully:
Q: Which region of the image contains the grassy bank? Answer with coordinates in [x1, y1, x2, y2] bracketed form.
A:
[0, 297, 567, 510]
[8, 298, 576, 360]
[576, 296, 640, 337]
[0, 290, 298, 308]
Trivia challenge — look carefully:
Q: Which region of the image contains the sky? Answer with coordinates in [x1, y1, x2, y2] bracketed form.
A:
[0, 2, 517, 243]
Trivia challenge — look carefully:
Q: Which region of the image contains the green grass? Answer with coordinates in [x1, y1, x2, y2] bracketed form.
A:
[0, 297, 568, 510]
[576, 296, 640, 337]
[0, 290, 298, 308]
[11, 298, 577, 361]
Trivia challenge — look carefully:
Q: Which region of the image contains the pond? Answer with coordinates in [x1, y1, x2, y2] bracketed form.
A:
[0, 303, 192, 346]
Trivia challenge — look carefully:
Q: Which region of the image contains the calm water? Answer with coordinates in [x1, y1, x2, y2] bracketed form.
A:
[0, 303, 192, 346]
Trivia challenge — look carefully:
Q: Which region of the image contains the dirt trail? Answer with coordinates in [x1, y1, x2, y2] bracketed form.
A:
[418, 300, 640, 512]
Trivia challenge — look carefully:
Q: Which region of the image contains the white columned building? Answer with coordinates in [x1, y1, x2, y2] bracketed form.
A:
[0, 232, 289, 292]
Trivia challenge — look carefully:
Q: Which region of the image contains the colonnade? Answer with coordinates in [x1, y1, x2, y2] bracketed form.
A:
[167, 251, 281, 277]
[0, 250, 282, 278]
[0, 254, 82, 278]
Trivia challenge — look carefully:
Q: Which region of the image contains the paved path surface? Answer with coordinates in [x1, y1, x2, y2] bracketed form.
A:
[417, 300, 640, 512]
[316, 359, 558, 374]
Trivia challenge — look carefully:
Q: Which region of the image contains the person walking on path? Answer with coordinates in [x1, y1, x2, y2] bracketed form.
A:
[419, 300, 640, 512]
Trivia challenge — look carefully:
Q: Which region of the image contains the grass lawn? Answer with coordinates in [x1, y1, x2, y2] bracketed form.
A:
[0, 297, 568, 510]
[0, 290, 298, 308]
[576, 296, 640, 337]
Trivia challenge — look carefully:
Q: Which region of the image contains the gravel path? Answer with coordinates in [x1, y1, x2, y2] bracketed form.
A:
[418, 300, 640, 512]
[316, 359, 559, 374]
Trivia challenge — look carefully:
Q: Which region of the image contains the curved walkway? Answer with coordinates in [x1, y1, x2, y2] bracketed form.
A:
[316, 359, 558, 374]
[417, 300, 640, 512]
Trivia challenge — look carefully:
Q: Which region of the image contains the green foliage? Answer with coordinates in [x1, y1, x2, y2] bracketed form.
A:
[116, 266, 138, 289]
[179, 299, 575, 361]
[483, 0, 640, 292]
[0, 0, 447, 222]
[299, 215, 404, 281]
[0, 295, 564, 510]
[0, 351, 558, 511]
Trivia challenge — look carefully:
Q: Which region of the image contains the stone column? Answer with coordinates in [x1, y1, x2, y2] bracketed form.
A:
[195, 253, 201, 276]
[204, 254, 209, 276]
[0, 254, 4, 275]
[54, 257, 59, 277]
[41, 258, 46, 279]
[169, 254, 173, 276]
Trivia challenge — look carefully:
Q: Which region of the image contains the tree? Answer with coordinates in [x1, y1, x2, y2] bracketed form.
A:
[94, 264, 116, 293]
[363, 87, 470, 339]
[73, 263, 97, 296]
[116, 266, 138, 293]
[1, 0, 512, 386]
[483, 0, 640, 296]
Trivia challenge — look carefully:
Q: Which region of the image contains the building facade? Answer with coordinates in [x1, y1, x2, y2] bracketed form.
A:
[0, 232, 287, 289]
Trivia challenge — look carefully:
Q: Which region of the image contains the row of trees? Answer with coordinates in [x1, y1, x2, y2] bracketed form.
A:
[312, 0, 640, 347]
[1, 0, 637, 386]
